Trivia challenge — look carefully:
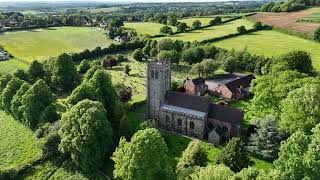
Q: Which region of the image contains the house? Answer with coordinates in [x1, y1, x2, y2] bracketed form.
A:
[205, 73, 255, 100]
[147, 61, 243, 144]
[184, 77, 208, 96]
[114, 35, 129, 43]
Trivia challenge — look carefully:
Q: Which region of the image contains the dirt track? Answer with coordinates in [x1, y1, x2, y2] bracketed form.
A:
[249, 8, 320, 34]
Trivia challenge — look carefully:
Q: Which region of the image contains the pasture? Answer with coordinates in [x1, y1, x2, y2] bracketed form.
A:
[156, 19, 254, 42]
[124, 22, 177, 36]
[299, 10, 320, 23]
[0, 59, 28, 74]
[0, 111, 42, 171]
[213, 30, 320, 69]
[178, 17, 230, 27]
[0, 27, 113, 62]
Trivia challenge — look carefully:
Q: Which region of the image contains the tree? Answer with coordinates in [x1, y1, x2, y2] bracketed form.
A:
[142, 44, 151, 56]
[59, 99, 113, 172]
[150, 47, 158, 57]
[192, 20, 201, 29]
[11, 82, 30, 121]
[159, 39, 173, 51]
[168, 17, 177, 26]
[280, 83, 320, 134]
[304, 124, 320, 179]
[274, 131, 310, 179]
[0, 77, 24, 113]
[223, 57, 239, 73]
[158, 50, 180, 65]
[203, 44, 219, 59]
[68, 70, 117, 118]
[247, 115, 284, 160]
[181, 47, 205, 65]
[209, 16, 222, 25]
[123, 65, 131, 75]
[112, 128, 170, 180]
[132, 49, 143, 61]
[314, 27, 320, 42]
[29, 60, 46, 81]
[190, 164, 234, 180]
[280, 51, 313, 75]
[177, 22, 188, 32]
[177, 140, 207, 171]
[216, 137, 252, 172]
[232, 167, 262, 180]
[20, 80, 55, 129]
[77, 59, 91, 74]
[236, 25, 247, 34]
[160, 25, 173, 35]
[0, 74, 12, 93]
[253, 21, 263, 30]
[49, 53, 80, 92]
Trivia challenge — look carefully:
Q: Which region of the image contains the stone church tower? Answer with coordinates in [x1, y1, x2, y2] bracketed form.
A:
[147, 61, 171, 119]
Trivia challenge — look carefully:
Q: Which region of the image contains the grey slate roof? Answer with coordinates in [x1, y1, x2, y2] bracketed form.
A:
[159, 104, 207, 119]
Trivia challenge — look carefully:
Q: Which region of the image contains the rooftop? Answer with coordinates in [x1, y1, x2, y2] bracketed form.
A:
[160, 104, 207, 119]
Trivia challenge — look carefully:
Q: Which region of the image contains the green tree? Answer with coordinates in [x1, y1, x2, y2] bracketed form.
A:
[280, 51, 313, 75]
[0, 77, 24, 113]
[304, 124, 320, 179]
[209, 16, 222, 25]
[11, 82, 30, 121]
[142, 44, 151, 56]
[68, 70, 117, 118]
[236, 25, 247, 34]
[181, 47, 205, 65]
[158, 50, 180, 65]
[29, 60, 46, 81]
[253, 21, 263, 30]
[132, 49, 143, 61]
[223, 57, 239, 73]
[150, 47, 158, 57]
[168, 17, 178, 26]
[232, 167, 262, 180]
[191, 164, 234, 180]
[216, 137, 252, 172]
[247, 115, 284, 160]
[77, 59, 91, 74]
[177, 22, 188, 32]
[274, 131, 310, 179]
[280, 83, 320, 134]
[0, 74, 12, 93]
[192, 20, 201, 29]
[203, 44, 219, 59]
[124, 65, 131, 75]
[177, 140, 207, 171]
[160, 25, 173, 35]
[59, 99, 113, 172]
[49, 53, 80, 92]
[314, 27, 320, 42]
[112, 128, 170, 180]
[20, 80, 55, 129]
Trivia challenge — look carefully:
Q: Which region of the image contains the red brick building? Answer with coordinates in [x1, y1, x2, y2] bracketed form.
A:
[184, 77, 208, 96]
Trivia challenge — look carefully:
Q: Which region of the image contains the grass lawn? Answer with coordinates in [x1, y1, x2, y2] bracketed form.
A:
[0, 27, 113, 62]
[0, 58, 29, 74]
[213, 30, 320, 69]
[0, 111, 42, 171]
[124, 22, 177, 36]
[156, 19, 254, 42]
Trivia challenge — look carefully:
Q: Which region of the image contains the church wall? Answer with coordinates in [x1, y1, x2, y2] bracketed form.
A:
[208, 118, 232, 138]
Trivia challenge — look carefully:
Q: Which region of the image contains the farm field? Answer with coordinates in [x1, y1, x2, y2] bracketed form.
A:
[156, 19, 254, 42]
[0, 27, 113, 62]
[178, 17, 230, 27]
[0, 111, 42, 171]
[213, 30, 320, 69]
[299, 11, 320, 23]
[124, 22, 177, 36]
[249, 8, 320, 34]
[0, 58, 28, 74]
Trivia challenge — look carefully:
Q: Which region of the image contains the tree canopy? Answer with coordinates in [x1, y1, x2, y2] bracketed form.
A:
[177, 140, 207, 171]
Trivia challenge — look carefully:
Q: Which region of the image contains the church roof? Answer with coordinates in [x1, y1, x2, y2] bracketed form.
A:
[165, 91, 211, 113]
[159, 104, 207, 119]
[208, 104, 243, 125]
[191, 77, 205, 85]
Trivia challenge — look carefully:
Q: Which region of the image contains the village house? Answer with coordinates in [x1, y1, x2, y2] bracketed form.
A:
[184, 77, 208, 96]
[205, 73, 255, 100]
[147, 61, 243, 144]
[114, 35, 129, 43]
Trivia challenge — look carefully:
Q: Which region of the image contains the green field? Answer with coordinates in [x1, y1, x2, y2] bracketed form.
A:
[156, 19, 254, 42]
[0, 27, 113, 62]
[0, 111, 42, 171]
[213, 30, 320, 69]
[299, 8, 320, 23]
[178, 17, 230, 27]
[0, 59, 28, 74]
[124, 22, 177, 36]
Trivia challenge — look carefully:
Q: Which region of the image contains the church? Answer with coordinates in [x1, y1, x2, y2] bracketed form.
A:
[146, 60, 243, 144]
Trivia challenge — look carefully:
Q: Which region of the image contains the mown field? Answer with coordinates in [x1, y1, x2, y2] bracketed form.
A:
[124, 22, 177, 36]
[0, 27, 113, 62]
[213, 30, 320, 69]
[0, 111, 42, 171]
[156, 19, 254, 42]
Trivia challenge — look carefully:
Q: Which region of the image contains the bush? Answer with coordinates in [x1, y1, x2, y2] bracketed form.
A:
[77, 60, 91, 74]
[132, 49, 143, 61]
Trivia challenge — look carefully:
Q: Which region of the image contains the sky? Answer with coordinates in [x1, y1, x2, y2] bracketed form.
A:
[0, 0, 227, 2]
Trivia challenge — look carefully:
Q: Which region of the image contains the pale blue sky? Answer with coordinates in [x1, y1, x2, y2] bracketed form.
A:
[0, 0, 227, 2]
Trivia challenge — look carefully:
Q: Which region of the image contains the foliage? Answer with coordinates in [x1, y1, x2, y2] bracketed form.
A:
[177, 140, 207, 171]
[142, 44, 151, 56]
[232, 167, 262, 180]
[48, 53, 80, 92]
[216, 137, 252, 172]
[191, 59, 219, 77]
[132, 49, 143, 61]
[77, 60, 91, 74]
[124, 65, 131, 75]
[236, 25, 247, 34]
[59, 99, 113, 172]
[247, 115, 284, 160]
[112, 128, 170, 180]
[209, 16, 222, 26]
[10, 82, 30, 120]
[177, 22, 188, 32]
[0, 77, 24, 113]
[68, 69, 117, 118]
[314, 27, 320, 42]
[28, 60, 46, 82]
[304, 124, 320, 179]
[160, 25, 174, 35]
[181, 47, 205, 65]
[190, 164, 234, 180]
[253, 21, 263, 30]
[280, 83, 320, 134]
[150, 47, 158, 57]
[192, 20, 202, 29]
[158, 50, 180, 65]
[280, 51, 314, 75]
[20, 80, 56, 129]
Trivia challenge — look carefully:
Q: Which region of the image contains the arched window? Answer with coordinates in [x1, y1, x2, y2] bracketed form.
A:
[177, 118, 182, 127]
[190, 121, 195, 129]
[155, 70, 159, 79]
[166, 115, 170, 124]
[151, 70, 154, 78]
